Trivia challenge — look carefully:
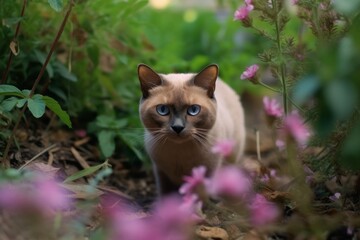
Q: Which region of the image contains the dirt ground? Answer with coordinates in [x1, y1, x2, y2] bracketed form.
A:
[5, 92, 359, 239]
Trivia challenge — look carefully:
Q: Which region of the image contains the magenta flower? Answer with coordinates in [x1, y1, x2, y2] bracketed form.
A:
[111, 196, 196, 240]
[240, 64, 259, 80]
[0, 184, 26, 209]
[234, 4, 254, 21]
[260, 169, 278, 183]
[0, 178, 70, 213]
[75, 129, 87, 138]
[275, 139, 285, 151]
[249, 194, 279, 227]
[329, 192, 341, 202]
[206, 166, 252, 199]
[179, 166, 208, 196]
[211, 139, 235, 158]
[263, 96, 283, 118]
[34, 179, 70, 210]
[290, 0, 299, 5]
[282, 111, 311, 146]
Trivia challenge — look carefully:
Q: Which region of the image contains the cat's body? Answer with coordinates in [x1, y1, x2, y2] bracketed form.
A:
[138, 64, 245, 195]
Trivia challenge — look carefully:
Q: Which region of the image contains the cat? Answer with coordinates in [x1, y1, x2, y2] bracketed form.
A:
[138, 64, 246, 196]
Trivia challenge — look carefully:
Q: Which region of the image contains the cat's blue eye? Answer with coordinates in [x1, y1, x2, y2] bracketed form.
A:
[156, 104, 170, 116]
[187, 104, 201, 116]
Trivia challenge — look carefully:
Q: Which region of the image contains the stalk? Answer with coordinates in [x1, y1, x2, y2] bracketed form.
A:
[271, 0, 289, 115]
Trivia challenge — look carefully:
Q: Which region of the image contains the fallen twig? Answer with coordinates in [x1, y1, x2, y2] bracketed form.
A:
[18, 143, 58, 171]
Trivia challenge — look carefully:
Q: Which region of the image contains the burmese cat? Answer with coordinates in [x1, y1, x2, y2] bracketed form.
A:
[138, 64, 245, 195]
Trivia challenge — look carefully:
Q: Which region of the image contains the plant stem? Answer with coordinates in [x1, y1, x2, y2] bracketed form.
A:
[259, 81, 281, 93]
[1, 1, 75, 168]
[29, 1, 74, 98]
[271, 0, 288, 115]
[1, 0, 28, 84]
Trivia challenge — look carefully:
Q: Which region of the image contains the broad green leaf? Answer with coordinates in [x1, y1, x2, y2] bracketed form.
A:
[98, 130, 116, 158]
[48, 0, 64, 12]
[34, 50, 54, 78]
[1, 97, 19, 111]
[96, 115, 127, 129]
[333, 0, 360, 16]
[21, 89, 31, 97]
[340, 124, 360, 170]
[325, 80, 358, 120]
[54, 62, 77, 82]
[0, 85, 25, 98]
[292, 76, 320, 105]
[63, 160, 109, 183]
[2, 17, 23, 26]
[16, 98, 27, 108]
[27, 94, 46, 118]
[118, 131, 146, 162]
[338, 37, 356, 75]
[42, 96, 72, 128]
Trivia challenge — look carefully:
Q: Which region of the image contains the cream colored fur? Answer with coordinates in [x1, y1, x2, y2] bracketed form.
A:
[138, 65, 245, 195]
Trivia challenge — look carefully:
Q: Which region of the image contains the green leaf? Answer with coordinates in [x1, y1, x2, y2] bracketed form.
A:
[16, 98, 27, 108]
[333, 0, 360, 16]
[63, 160, 109, 183]
[42, 96, 72, 128]
[340, 124, 360, 170]
[118, 131, 146, 162]
[0, 85, 25, 98]
[96, 115, 127, 129]
[292, 76, 320, 105]
[21, 89, 31, 97]
[2, 17, 23, 26]
[34, 50, 54, 78]
[98, 130, 116, 158]
[325, 80, 358, 120]
[27, 94, 46, 118]
[1, 97, 19, 111]
[54, 62, 77, 82]
[48, 0, 64, 12]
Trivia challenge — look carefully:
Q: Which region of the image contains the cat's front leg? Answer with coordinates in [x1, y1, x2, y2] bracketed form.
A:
[154, 168, 180, 197]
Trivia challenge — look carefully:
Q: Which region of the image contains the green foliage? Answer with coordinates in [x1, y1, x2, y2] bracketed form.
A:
[0, 85, 72, 127]
[48, 0, 65, 12]
[63, 160, 110, 183]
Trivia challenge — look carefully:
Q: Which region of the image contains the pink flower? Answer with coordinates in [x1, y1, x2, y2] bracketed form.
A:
[75, 129, 87, 138]
[329, 192, 341, 202]
[34, 179, 70, 210]
[0, 184, 26, 209]
[245, 0, 253, 5]
[263, 96, 283, 118]
[211, 139, 235, 158]
[282, 111, 311, 146]
[179, 166, 208, 196]
[249, 194, 279, 227]
[275, 139, 285, 151]
[240, 64, 259, 80]
[0, 178, 70, 212]
[111, 196, 196, 240]
[291, 0, 298, 4]
[260, 169, 278, 183]
[206, 166, 252, 199]
[234, 5, 254, 21]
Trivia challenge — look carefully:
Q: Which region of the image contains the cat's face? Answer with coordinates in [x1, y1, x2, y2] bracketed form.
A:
[138, 64, 218, 143]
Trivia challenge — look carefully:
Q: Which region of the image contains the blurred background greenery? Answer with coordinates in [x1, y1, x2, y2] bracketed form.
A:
[1, 0, 359, 172]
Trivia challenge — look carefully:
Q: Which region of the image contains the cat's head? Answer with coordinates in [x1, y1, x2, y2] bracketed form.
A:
[138, 64, 218, 142]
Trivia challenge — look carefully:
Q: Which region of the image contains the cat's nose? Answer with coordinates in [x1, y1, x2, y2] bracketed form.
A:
[171, 125, 184, 134]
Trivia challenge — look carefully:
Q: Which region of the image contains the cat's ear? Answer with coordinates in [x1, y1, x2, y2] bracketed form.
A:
[193, 64, 218, 98]
[138, 64, 162, 98]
